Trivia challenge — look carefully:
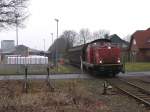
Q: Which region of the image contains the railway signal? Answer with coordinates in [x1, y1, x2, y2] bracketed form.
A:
[46, 66, 54, 92]
[23, 65, 28, 93]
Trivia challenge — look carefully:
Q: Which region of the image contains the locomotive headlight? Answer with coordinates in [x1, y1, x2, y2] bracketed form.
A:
[117, 59, 121, 63]
[108, 46, 111, 49]
[99, 60, 103, 64]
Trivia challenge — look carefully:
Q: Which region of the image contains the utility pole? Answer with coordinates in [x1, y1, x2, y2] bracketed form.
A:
[43, 39, 46, 65]
[15, 13, 19, 74]
[43, 39, 45, 51]
[51, 33, 54, 64]
[51, 33, 53, 44]
[15, 14, 19, 46]
[54, 18, 59, 70]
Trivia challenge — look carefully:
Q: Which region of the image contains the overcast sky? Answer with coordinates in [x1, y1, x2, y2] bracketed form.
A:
[0, 0, 150, 50]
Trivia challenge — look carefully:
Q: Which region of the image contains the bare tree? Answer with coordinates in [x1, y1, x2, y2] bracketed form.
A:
[93, 30, 109, 40]
[61, 30, 77, 50]
[0, 0, 29, 29]
[124, 34, 131, 42]
[79, 28, 91, 44]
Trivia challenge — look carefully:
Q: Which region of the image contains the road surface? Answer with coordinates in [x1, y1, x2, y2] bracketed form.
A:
[0, 73, 94, 80]
[0, 71, 149, 80]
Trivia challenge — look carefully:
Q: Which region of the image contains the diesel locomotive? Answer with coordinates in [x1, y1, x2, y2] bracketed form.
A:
[68, 39, 124, 76]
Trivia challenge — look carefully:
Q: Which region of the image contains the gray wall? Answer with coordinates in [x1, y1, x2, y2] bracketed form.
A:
[0, 64, 49, 75]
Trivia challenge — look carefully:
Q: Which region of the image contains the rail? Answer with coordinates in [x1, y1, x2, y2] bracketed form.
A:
[106, 78, 150, 107]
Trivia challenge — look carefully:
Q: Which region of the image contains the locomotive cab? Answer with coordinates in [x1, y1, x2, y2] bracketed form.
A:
[93, 42, 121, 65]
[83, 39, 124, 76]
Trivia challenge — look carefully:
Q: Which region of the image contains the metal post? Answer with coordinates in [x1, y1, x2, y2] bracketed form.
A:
[25, 66, 27, 81]
[102, 81, 107, 95]
[24, 66, 28, 93]
[47, 67, 49, 78]
[80, 56, 83, 74]
[46, 66, 54, 91]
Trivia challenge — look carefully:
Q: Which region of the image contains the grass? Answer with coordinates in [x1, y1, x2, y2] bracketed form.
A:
[0, 64, 81, 75]
[52, 64, 81, 73]
[0, 62, 150, 75]
[125, 62, 150, 72]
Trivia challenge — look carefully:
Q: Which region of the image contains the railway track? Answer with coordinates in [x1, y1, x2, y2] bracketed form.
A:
[134, 76, 150, 84]
[106, 78, 150, 107]
[121, 77, 150, 92]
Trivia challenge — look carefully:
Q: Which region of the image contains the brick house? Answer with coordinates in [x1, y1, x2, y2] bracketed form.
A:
[129, 28, 150, 62]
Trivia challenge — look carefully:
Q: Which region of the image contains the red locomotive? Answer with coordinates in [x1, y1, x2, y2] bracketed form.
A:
[68, 39, 124, 76]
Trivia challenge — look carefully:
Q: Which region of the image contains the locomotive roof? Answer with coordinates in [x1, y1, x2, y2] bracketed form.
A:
[68, 39, 111, 52]
[90, 38, 111, 43]
[68, 44, 84, 52]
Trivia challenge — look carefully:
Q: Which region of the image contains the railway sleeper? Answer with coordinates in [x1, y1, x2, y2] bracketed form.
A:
[107, 80, 150, 107]
[133, 93, 148, 95]
[136, 95, 149, 98]
[119, 78, 150, 95]
[142, 98, 150, 100]
[118, 87, 150, 107]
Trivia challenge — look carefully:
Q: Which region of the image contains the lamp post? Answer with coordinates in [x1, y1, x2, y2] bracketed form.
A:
[51, 33, 53, 44]
[43, 39, 45, 51]
[15, 13, 19, 47]
[54, 18, 59, 69]
[15, 13, 19, 74]
[43, 39, 46, 65]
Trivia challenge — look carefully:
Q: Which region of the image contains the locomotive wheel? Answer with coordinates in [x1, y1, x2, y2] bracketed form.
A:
[112, 73, 116, 77]
[88, 67, 93, 74]
[83, 65, 87, 71]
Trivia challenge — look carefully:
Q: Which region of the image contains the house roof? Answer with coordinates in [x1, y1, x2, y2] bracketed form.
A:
[109, 34, 129, 45]
[11, 45, 41, 54]
[129, 28, 150, 49]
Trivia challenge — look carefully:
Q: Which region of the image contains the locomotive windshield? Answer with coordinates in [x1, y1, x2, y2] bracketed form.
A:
[92, 41, 111, 47]
[90, 39, 112, 47]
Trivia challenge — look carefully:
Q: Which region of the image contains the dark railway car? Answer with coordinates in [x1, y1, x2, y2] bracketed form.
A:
[68, 45, 84, 67]
[68, 39, 124, 76]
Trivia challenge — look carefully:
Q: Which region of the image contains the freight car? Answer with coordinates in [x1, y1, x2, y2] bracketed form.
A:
[68, 39, 124, 76]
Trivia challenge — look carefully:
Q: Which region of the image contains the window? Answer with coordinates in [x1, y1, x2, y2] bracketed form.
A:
[133, 39, 136, 45]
